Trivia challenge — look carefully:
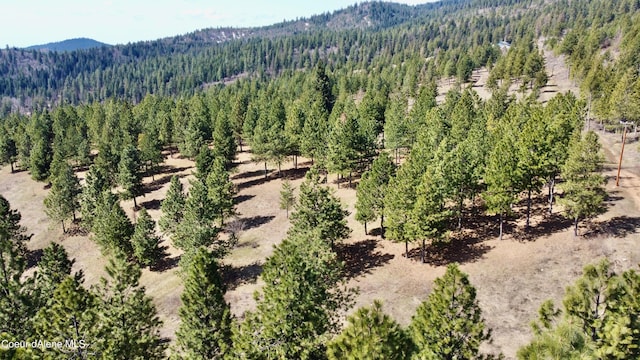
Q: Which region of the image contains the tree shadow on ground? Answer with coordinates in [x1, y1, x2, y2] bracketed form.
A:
[144, 173, 188, 194]
[236, 167, 307, 191]
[604, 190, 624, 204]
[512, 213, 574, 242]
[227, 215, 275, 232]
[140, 198, 162, 210]
[152, 253, 180, 272]
[336, 239, 394, 280]
[406, 235, 492, 266]
[333, 173, 363, 189]
[155, 165, 192, 175]
[236, 175, 275, 191]
[281, 166, 309, 181]
[233, 194, 255, 205]
[26, 248, 44, 269]
[368, 227, 384, 238]
[64, 221, 90, 237]
[232, 169, 272, 180]
[461, 211, 506, 239]
[585, 216, 640, 238]
[221, 262, 263, 290]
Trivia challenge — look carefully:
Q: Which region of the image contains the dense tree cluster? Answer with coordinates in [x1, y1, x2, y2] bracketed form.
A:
[0, 0, 538, 110]
[0, 195, 165, 359]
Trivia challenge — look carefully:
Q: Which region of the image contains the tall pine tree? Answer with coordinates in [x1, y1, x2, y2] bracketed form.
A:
[79, 164, 110, 231]
[356, 154, 395, 236]
[93, 255, 166, 359]
[131, 208, 165, 268]
[327, 300, 411, 360]
[232, 229, 354, 359]
[174, 247, 233, 359]
[0, 195, 34, 339]
[559, 131, 606, 236]
[409, 264, 492, 359]
[159, 175, 186, 237]
[289, 167, 350, 249]
[44, 158, 80, 233]
[118, 145, 144, 208]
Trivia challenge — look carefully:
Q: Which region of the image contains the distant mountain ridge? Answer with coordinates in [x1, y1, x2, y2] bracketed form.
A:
[178, 1, 429, 43]
[25, 38, 110, 52]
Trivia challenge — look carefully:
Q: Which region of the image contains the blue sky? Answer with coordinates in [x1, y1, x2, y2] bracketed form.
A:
[0, 0, 435, 48]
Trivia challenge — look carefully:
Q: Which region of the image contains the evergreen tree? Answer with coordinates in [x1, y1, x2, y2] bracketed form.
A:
[232, 229, 354, 359]
[0, 195, 34, 339]
[289, 167, 350, 249]
[384, 161, 422, 257]
[180, 95, 210, 159]
[285, 100, 305, 169]
[43, 158, 80, 233]
[131, 208, 165, 268]
[279, 180, 296, 219]
[138, 124, 164, 180]
[172, 179, 229, 257]
[542, 93, 583, 215]
[93, 255, 166, 359]
[355, 175, 376, 236]
[79, 165, 110, 231]
[300, 98, 330, 167]
[519, 259, 640, 359]
[118, 145, 144, 208]
[158, 175, 186, 237]
[356, 154, 395, 236]
[384, 94, 410, 164]
[313, 61, 335, 115]
[327, 300, 411, 360]
[231, 92, 248, 152]
[0, 129, 17, 173]
[515, 105, 547, 229]
[92, 191, 135, 256]
[29, 137, 53, 182]
[28, 111, 53, 182]
[457, 54, 474, 83]
[444, 125, 487, 230]
[251, 95, 289, 177]
[34, 242, 76, 304]
[483, 133, 518, 240]
[327, 100, 361, 187]
[32, 276, 99, 358]
[409, 158, 452, 264]
[205, 156, 236, 225]
[409, 264, 491, 359]
[158, 109, 174, 153]
[175, 247, 233, 359]
[609, 69, 640, 126]
[242, 102, 259, 148]
[559, 131, 606, 236]
[195, 145, 216, 180]
[212, 110, 237, 168]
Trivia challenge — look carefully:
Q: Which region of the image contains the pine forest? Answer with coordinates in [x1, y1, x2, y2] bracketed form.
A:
[1, 0, 640, 358]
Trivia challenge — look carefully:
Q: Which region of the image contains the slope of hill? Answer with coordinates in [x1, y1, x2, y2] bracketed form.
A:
[25, 37, 111, 52]
[0, 0, 535, 109]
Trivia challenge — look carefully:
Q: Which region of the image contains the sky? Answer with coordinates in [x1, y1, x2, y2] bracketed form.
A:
[0, 0, 435, 48]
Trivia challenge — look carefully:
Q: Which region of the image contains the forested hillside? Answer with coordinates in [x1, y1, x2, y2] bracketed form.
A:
[4, 0, 628, 112]
[2, 0, 640, 358]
